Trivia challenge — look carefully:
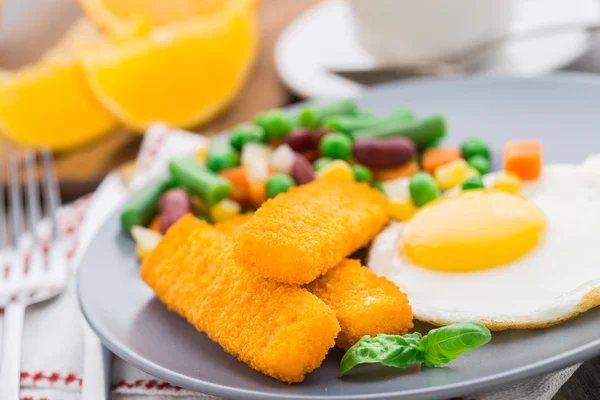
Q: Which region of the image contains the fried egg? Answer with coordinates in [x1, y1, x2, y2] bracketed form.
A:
[368, 156, 600, 330]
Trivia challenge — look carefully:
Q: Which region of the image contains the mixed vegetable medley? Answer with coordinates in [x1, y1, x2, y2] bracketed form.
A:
[120, 99, 539, 250]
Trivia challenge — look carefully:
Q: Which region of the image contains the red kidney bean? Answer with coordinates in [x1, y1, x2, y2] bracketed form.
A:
[353, 137, 416, 168]
[291, 154, 315, 185]
[282, 128, 313, 152]
[309, 128, 332, 148]
[158, 188, 193, 233]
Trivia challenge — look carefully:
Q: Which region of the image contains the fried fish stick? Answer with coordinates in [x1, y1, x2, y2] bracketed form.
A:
[141, 215, 340, 383]
[234, 180, 390, 285]
[213, 213, 253, 234]
[306, 259, 413, 350]
[215, 218, 411, 351]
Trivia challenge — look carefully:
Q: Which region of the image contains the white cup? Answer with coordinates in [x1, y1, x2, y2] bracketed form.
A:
[347, 0, 515, 63]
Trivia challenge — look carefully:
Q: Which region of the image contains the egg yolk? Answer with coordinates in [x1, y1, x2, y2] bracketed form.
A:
[401, 189, 546, 272]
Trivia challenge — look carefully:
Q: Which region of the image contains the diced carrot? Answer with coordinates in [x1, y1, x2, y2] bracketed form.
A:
[422, 147, 461, 173]
[303, 149, 319, 162]
[504, 140, 542, 180]
[149, 215, 161, 232]
[220, 167, 250, 205]
[249, 180, 267, 207]
[373, 161, 419, 182]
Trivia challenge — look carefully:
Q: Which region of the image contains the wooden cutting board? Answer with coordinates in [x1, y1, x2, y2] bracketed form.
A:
[0, 0, 318, 200]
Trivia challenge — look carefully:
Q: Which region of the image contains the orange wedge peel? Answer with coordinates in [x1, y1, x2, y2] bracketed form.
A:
[0, 19, 117, 151]
[76, 0, 255, 37]
[77, 2, 258, 131]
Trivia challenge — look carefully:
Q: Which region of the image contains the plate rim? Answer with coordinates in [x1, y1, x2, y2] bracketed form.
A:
[79, 73, 600, 400]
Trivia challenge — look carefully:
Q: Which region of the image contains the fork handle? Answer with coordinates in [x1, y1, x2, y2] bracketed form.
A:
[0, 301, 25, 400]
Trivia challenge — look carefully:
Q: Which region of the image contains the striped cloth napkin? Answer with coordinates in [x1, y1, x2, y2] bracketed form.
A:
[7, 124, 579, 400]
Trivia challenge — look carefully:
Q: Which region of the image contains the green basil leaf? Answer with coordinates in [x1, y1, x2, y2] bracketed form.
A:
[339, 333, 425, 376]
[420, 322, 491, 367]
[379, 344, 424, 369]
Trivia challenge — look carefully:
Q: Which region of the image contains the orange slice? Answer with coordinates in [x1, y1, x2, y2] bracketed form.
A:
[0, 19, 117, 151]
[77, 4, 258, 131]
[78, 0, 259, 37]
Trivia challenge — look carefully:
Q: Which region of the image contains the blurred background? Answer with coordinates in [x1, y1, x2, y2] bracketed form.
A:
[1, 0, 599, 202]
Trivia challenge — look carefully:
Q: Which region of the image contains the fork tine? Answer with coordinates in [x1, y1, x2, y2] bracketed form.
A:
[0, 162, 6, 249]
[24, 151, 45, 281]
[24, 152, 41, 240]
[41, 149, 61, 240]
[9, 153, 23, 246]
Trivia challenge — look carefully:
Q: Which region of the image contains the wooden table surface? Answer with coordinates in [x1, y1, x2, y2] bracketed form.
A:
[2, 0, 600, 398]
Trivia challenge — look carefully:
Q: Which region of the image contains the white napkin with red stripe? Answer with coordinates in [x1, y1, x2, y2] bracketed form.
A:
[5, 124, 579, 400]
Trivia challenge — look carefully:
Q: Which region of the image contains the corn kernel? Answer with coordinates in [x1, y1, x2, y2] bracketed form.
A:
[389, 198, 415, 221]
[195, 142, 209, 164]
[210, 199, 242, 223]
[316, 160, 354, 182]
[492, 171, 523, 194]
[434, 159, 469, 190]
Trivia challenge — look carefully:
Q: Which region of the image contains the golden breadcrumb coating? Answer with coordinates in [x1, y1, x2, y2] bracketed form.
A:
[234, 180, 390, 285]
[306, 259, 413, 349]
[141, 215, 340, 383]
[211, 216, 411, 350]
[213, 213, 254, 234]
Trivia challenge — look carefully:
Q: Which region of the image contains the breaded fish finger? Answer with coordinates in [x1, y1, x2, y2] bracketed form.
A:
[213, 212, 253, 234]
[141, 215, 340, 383]
[212, 217, 412, 350]
[234, 180, 390, 284]
[306, 259, 414, 350]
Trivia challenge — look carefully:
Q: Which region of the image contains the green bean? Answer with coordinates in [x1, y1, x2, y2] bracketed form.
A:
[168, 159, 232, 205]
[229, 124, 265, 151]
[298, 100, 358, 128]
[324, 109, 415, 135]
[207, 138, 240, 172]
[254, 109, 294, 140]
[353, 114, 446, 148]
[120, 177, 174, 235]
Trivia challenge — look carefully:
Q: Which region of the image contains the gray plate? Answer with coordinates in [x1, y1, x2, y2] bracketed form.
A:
[79, 74, 600, 400]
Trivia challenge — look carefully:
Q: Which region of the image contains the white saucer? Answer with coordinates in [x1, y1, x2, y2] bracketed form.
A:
[275, 0, 600, 99]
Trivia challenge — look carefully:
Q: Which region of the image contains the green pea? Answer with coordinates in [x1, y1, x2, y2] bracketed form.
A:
[319, 133, 353, 159]
[462, 176, 485, 191]
[409, 172, 440, 207]
[254, 109, 294, 140]
[372, 181, 386, 195]
[229, 124, 265, 151]
[461, 137, 490, 160]
[352, 164, 373, 183]
[468, 155, 490, 175]
[313, 157, 333, 171]
[266, 173, 296, 198]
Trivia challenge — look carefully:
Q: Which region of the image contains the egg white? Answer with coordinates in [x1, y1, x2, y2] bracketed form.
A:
[368, 156, 600, 329]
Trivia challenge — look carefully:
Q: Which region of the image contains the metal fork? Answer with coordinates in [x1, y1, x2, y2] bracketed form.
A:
[0, 150, 67, 399]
